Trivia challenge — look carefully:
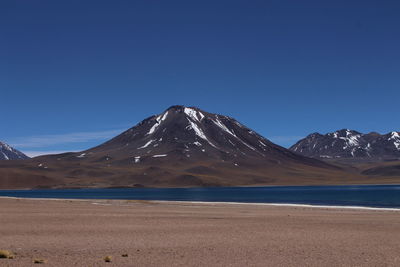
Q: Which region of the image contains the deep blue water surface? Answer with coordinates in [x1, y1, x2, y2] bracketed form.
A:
[1, 185, 400, 208]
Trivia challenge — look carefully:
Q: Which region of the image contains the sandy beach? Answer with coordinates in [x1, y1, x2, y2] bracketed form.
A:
[0, 198, 399, 266]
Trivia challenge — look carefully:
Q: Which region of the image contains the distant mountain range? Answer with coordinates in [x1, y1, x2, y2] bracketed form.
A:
[290, 129, 400, 160]
[0, 141, 29, 160]
[1, 108, 399, 189]
[0, 105, 351, 189]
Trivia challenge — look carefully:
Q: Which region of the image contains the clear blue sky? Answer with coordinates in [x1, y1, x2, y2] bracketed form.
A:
[2, 0, 399, 156]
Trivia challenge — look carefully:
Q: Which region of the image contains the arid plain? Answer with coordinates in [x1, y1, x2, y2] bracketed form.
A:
[0, 197, 399, 266]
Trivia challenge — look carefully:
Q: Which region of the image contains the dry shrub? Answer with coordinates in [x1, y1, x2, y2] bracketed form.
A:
[33, 258, 46, 264]
[0, 250, 14, 259]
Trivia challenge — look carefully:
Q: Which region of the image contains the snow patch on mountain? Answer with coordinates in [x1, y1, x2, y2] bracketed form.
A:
[389, 132, 400, 150]
[184, 107, 205, 122]
[186, 118, 217, 148]
[213, 117, 236, 137]
[147, 111, 169, 135]
[138, 139, 155, 149]
[1, 152, 9, 160]
[152, 154, 167, 158]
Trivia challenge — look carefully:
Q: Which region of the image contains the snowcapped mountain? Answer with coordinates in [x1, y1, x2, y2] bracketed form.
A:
[290, 129, 400, 159]
[79, 105, 324, 167]
[0, 141, 29, 160]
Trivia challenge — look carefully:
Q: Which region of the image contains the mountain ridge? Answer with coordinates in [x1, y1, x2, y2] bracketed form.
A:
[290, 129, 400, 159]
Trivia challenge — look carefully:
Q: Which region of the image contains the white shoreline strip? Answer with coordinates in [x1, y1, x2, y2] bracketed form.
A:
[0, 196, 399, 211]
[164, 201, 400, 211]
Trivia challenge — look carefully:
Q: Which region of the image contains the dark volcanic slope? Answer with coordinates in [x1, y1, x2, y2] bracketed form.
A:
[0, 141, 29, 160]
[290, 129, 400, 160]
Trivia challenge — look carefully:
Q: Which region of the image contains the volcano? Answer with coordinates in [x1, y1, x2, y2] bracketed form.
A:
[81, 105, 328, 167]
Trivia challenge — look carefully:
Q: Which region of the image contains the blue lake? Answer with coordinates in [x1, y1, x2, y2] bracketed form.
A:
[0, 185, 400, 208]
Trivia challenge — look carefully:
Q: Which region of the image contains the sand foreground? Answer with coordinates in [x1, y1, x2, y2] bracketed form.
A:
[0, 198, 399, 266]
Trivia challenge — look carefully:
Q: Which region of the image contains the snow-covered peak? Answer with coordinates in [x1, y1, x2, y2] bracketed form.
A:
[290, 129, 400, 158]
[90, 105, 280, 162]
[145, 105, 206, 136]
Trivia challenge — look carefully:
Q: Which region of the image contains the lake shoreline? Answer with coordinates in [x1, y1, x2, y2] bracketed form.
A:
[1, 196, 399, 211]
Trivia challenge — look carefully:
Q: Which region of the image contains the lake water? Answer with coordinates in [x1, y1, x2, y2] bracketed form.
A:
[0, 185, 400, 208]
[1, 185, 400, 208]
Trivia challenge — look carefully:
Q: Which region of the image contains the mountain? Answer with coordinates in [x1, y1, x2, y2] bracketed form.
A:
[290, 129, 400, 160]
[80, 105, 328, 167]
[0, 106, 388, 189]
[0, 141, 29, 160]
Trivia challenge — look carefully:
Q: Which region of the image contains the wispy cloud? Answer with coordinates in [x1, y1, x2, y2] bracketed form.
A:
[9, 129, 124, 149]
[23, 150, 74, 157]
